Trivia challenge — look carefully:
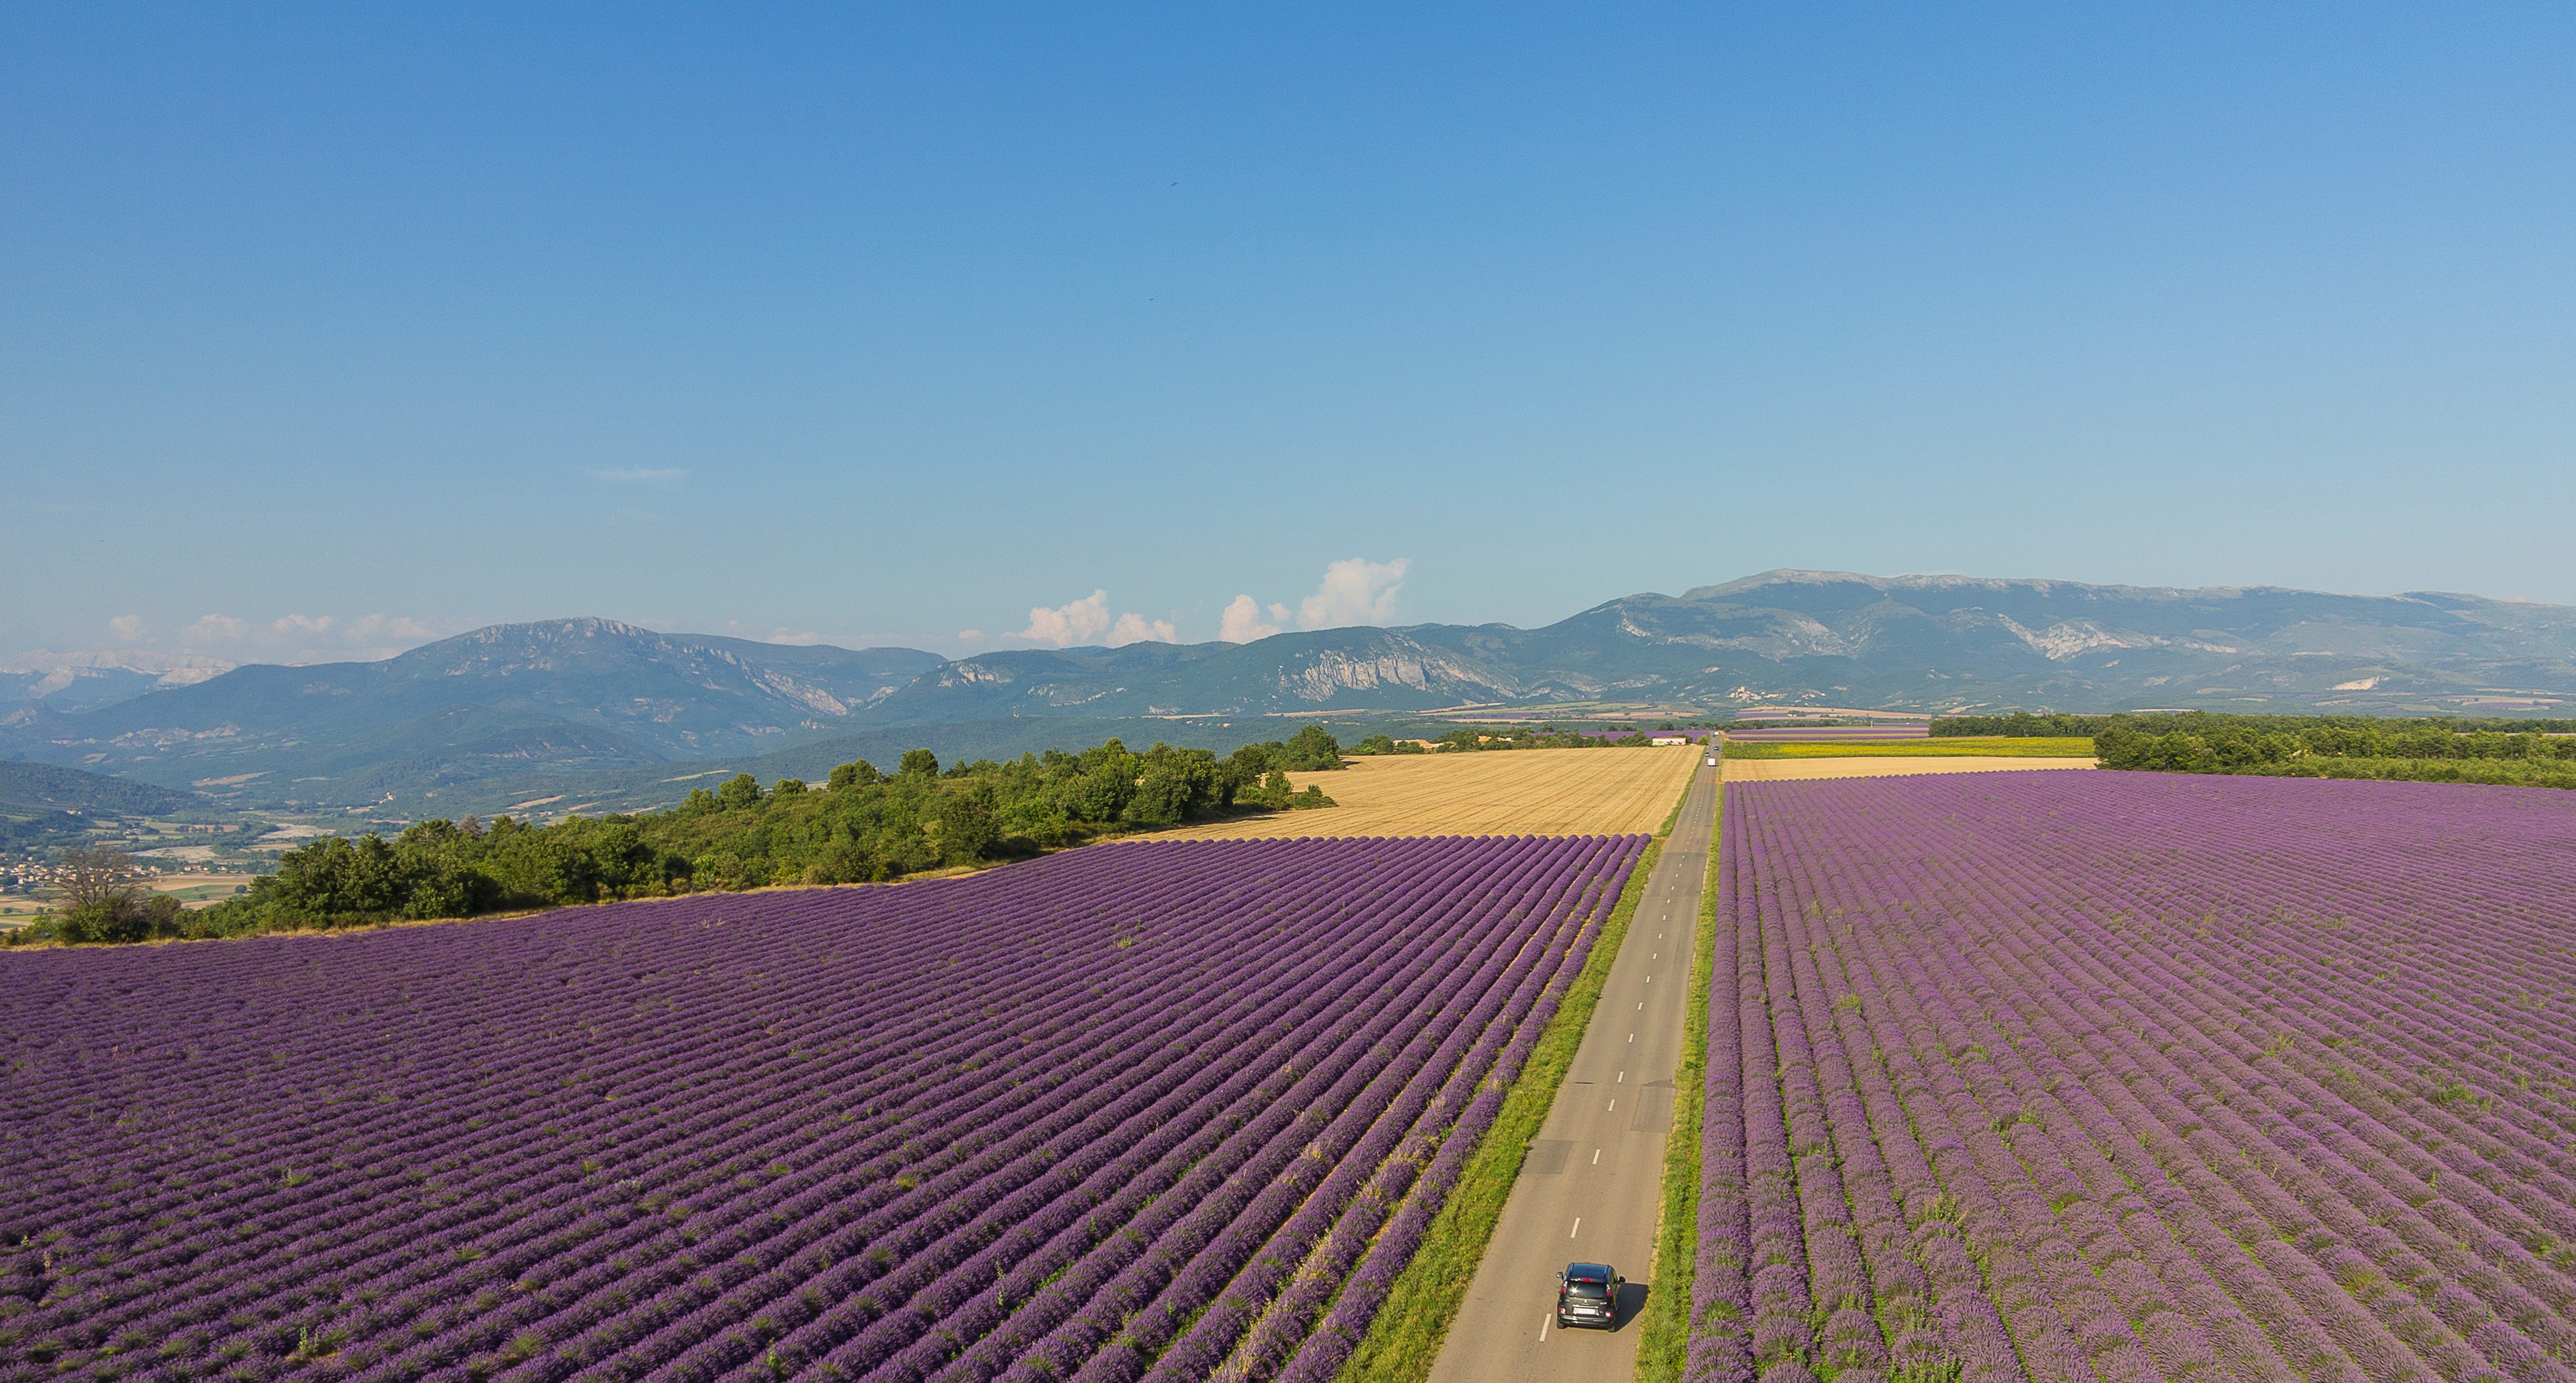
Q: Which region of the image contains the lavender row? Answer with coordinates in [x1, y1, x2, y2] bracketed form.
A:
[0, 833, 1643, 1382]
[1691, 770, 2576, 1383]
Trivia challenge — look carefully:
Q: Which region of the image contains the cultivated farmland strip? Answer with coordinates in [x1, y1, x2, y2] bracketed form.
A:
[1687, 771, 2576, 1383]
[0, 834, 1643, 1383]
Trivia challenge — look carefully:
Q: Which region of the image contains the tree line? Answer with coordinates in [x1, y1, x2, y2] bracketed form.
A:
[1938, 709, 2576, 740]
[1352, 724, 1678, 754]
[1924, 709, 2576, 789]
[2096, 718, 2576, 787]
[11, 728, 1350, 946]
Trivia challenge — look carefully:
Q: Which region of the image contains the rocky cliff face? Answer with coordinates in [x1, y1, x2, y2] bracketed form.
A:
[1266, 638, 1519, 704]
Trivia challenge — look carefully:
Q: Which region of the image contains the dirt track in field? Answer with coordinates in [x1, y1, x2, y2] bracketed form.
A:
[1719, 755, 2096, 781]
[1145, 745, 1702, 839]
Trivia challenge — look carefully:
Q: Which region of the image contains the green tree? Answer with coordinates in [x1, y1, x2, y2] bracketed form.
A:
[927, 781, 1002, 863]
[899, 749, 941, 778]
[52, 843, 140, 911]
[1280, 725, 1346, 771]
[255, 836, 415, 919]
[54, 891, 182, 944]
[43, 846, 181, 943]
[1125, 751, 1219, 827]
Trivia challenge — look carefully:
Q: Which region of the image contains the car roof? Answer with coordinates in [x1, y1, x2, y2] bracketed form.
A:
[1566, 1262, 1613, 1278]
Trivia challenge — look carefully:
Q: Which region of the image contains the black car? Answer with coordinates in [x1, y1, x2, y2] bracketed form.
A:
[1556, 1261, 1623, 1329]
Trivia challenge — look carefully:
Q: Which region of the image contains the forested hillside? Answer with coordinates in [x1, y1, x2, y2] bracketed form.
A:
[10, 729, 1356, 944]
[0, 762, 221, 852]
[0, 761, 212, 817]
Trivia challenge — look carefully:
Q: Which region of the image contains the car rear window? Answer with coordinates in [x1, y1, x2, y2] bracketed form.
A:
[1566, 1282, 1610, 1298]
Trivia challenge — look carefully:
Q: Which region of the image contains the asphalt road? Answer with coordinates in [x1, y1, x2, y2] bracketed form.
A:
[1426, 761, 1717, 1383]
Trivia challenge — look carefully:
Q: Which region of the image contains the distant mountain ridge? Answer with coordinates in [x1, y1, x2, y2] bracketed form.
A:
[1, 619, 942, 808]
[6, 574, 2571, 812]
[866, 627, 1539, 723]
[862, 571, 2576, 723]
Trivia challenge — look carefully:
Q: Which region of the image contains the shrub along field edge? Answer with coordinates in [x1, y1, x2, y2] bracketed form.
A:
[1718, 735, 2096, 760]
[1634, 787, 1719, 1379]
[2261, 754, 2576, 789]
[1337, 772, 1695, 1383]
[2105, 748, 2576, 791]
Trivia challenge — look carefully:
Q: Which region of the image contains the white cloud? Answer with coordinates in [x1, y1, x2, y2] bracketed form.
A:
[1109, 613, 1179, 646]
[1013, 590, 1179, 648]
[957, 629, 984, 643]
[1216, 559, 1409, 642]
[1219, 595, 1290, 644]
[272, 614, 336, 638]
[1297, 558, 1409, 630]
[589, 467, 687, 487]
[1018, 590, 1112, 646]
[184, 614, 251, 645]
[108, 614, 148, 643]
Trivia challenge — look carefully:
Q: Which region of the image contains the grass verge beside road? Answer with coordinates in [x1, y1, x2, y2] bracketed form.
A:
[1634, 788, 1718, 1380]
[1338, 772, 1695, 1383]
[1720, 735, 2094, 760]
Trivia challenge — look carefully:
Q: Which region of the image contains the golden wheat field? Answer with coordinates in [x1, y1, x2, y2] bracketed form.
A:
[1719, 755, 2097, 782]
[1147, 744, 1704, 839]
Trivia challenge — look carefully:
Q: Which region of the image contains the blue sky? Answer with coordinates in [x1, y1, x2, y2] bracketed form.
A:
[7, 4, 2571, 664]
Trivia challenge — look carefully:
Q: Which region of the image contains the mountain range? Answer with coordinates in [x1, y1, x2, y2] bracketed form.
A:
[7, 571, 2571, 818]
[0, 650, 235, 714]
[856, 571, 2576, 722]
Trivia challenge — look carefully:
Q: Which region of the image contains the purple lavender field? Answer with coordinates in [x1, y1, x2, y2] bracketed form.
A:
[1690, 771, 2576, 1383]
[0, 833, 1644, 1382]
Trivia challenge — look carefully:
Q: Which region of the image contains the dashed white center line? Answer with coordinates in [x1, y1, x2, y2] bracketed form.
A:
[1570, 1217, 1581, 1237]
[1592, 1147, 1601, 1165]
[1607, 1099, 1617, 1112]
[1540, 1315, 1550, 1341]
[1617, 1071, 1624, 1082]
